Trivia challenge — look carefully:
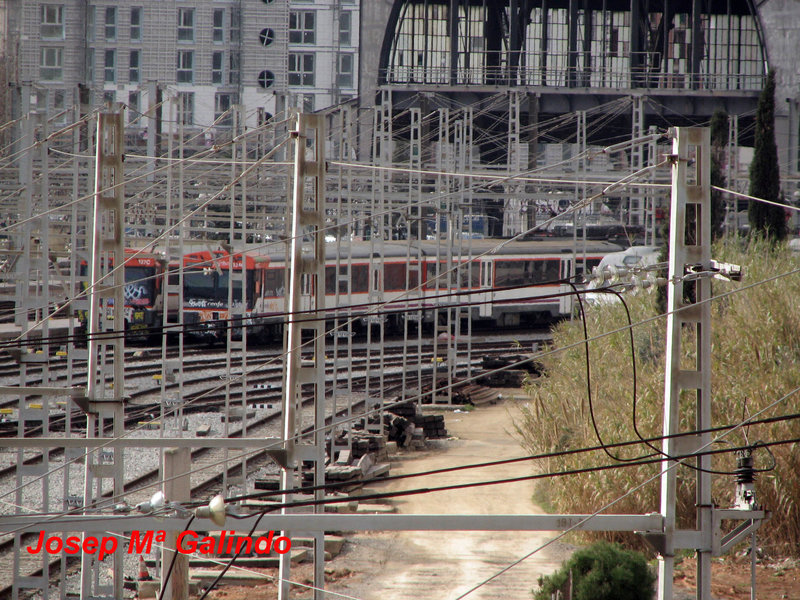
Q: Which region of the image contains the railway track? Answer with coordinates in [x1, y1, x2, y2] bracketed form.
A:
[0, 333, 547, 598]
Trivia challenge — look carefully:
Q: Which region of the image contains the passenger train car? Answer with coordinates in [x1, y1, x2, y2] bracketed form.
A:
[178, 249, 271, 339]
[93, 239, 621, 343]
[251, 238, 623, 339]
[78, 249, 166, 339]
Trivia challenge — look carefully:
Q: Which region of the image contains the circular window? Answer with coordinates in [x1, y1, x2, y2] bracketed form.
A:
[262, 0, 274, 4]
[258, 70, 275, 89]
[259, 28, 275, 46]
[260, 112, 273, 125]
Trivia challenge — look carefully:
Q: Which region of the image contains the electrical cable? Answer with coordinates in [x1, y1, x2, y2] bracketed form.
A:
[3, 257, 799, 519]
[713, 185, 800, 213]
[453, 384, 800, 600]
[608, 288, 776, 475]
[227, 435, 800, 517]
[0, 274, 589, 350]
[194, 513, 264, 600]
[0, 148, 791, 536]
[568, 281, 657, 463]
[156, 515, 194, 600]
[217, 410, 800, 508]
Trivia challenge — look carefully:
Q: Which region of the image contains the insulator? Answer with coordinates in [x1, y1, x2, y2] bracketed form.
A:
[735, 449, 755, 485]
[734, 448, 757, 510]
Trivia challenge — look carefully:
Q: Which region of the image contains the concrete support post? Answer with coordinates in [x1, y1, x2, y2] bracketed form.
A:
[160, 448, 191, 600]
[80, 106, 126, 600]
[658, 127, 712, 600]
[279, 112, 326, 600]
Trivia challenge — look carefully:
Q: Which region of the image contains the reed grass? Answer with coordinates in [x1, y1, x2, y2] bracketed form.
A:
[516, 237, 800, 555]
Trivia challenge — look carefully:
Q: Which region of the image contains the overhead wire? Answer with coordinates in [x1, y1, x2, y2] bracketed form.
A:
[1, 127, 669, 344]
[2, 124, 794, 554]
[4, 257, 799, 535]
[452, 382, 800, 600]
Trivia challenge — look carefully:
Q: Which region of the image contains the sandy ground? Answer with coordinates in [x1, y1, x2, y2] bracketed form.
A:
[324, 394, 575, 600]
[201, 395, 799, 600]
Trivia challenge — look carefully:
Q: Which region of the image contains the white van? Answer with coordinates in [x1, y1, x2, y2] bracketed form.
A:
[585, 245, 662, 304]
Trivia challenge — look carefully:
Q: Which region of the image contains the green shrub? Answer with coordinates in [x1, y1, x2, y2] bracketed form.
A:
[533, 542, 654, 600]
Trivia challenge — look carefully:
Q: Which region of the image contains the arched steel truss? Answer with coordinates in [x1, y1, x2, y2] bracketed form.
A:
[379, 0, 768, 92]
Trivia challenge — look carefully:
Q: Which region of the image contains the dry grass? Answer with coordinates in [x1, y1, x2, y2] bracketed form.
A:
[516, 237, 800, 556]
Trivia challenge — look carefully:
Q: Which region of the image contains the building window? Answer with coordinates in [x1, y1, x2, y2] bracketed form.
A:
[130, 7, 142, 41]
[299, 94, 314, 113]
[129, 50, 140, 83]
[259, 28, 275, 47]
[53, 89, 67, 124]
[215, 93, 236, 127]
[177, 8, 194, 42]
[288, 53, 315, 86]
[212, 51, 224, 84]
[41, 5, 64, 40]
[289, 11, 315, 44]
[177, 51, 193, 83]
[85, 48, 94, 83]
[105, 7, 116, 41]
[230, 7, 241, 44]
[103, 90, 116, 105]
[177, 92, 194, 126]
[40, 47, 63, 81]
[338, 54, 354, 88]
[229, 53, 240, 85]
[87, 6, 95, 42]
[213, 9, 225, 43]
[339, 12, 351, 46]
[104, 49, 116, 83]
[128, 91, 140, 124]
[257, 70, 275, 89]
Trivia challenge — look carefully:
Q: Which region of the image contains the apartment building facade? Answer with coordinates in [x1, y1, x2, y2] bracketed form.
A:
[0, 0, 359, 129]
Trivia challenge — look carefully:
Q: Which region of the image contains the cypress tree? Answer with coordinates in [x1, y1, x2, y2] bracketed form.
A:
[709, 110, 728, 240]
[748, 70, 786, 241]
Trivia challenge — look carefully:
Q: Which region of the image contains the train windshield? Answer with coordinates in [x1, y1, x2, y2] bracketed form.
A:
[183, 269, 253, 308]
[124, 266, 156, 307]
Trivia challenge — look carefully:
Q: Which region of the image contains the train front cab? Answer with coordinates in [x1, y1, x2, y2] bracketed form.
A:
[76, 250, 165, 342]
[181, 250, 270, 343]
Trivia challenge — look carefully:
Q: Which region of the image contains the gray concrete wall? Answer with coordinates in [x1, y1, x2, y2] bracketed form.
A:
[758, 0, 800, 176]
[357, 0, 394, 159]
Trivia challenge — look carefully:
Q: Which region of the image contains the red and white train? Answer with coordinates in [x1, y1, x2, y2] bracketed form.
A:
[186, 238, 621, 341]
[93, 238, 622, 343]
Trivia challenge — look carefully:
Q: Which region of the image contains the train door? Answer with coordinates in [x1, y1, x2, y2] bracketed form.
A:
[479, 258, 492, 318]
[559, 257, 573, 315]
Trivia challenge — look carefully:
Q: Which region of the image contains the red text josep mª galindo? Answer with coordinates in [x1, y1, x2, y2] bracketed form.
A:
[27, 530, 292, 561]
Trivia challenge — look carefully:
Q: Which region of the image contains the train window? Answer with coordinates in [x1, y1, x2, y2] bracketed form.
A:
[495, 259, 560, 287]
[263, 269, 285, 297]
[217, 272, 244, 303]
[124, 266, 155, 306]
[457, 261, 480, 288]
[384, 263, 411, 291]
[184, 270, 217, 300]
[426, 261, 469, 289]
[352, 264, 368, 293]
[574, 258, 602, 278]
[325, 266, 336, 294]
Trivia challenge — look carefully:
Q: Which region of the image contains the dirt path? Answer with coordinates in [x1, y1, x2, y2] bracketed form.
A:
[326, 395, 574, 600]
